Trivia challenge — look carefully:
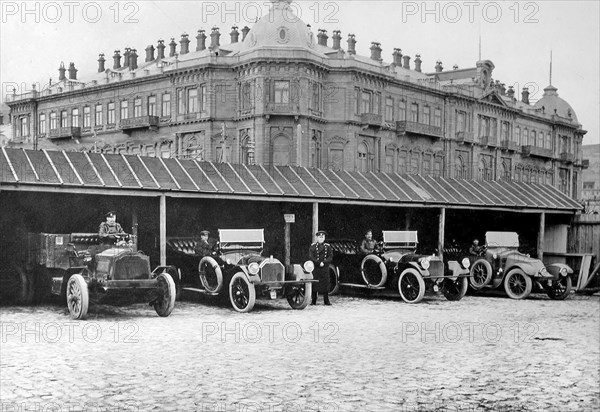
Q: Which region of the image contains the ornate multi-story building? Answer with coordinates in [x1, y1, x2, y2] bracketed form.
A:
[5, 0, 587, 198]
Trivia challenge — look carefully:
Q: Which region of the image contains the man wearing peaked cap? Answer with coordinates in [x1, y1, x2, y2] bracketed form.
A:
[195, 229, 218, 257]
[309, 230, 333, 305]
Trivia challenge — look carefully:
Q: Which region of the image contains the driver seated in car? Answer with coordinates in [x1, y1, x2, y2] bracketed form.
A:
[360, 229, 378, 255]
[99, 211, 128, 246]
[469, 239, 483, 256]
[195, 230, 219, 257]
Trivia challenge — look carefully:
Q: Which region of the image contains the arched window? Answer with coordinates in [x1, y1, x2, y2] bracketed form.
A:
[185, 135, 204, 160]
[272, 135, 290, 166]
[357, 142, 369, 172]
[501, 161, 510, 182]
[240, 134, 250, 165]
[455, 156, 465, 179]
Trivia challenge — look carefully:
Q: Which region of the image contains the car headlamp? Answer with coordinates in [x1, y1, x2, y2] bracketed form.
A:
[226, 258, 232, 265]
[461, 258, 470, 269]
[419, 257, 430, 270]
[303, 261, 315, 273]
[493, 254, 498, 260]
[559, 267, 567, 276]
[248, 262, 260, 275]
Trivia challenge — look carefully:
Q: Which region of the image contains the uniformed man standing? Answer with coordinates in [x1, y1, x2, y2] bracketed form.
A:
[309, 230, 333, 306]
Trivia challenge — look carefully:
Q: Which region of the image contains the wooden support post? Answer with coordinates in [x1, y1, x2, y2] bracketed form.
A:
[405, 210, 412, 230]
[132, 211, 138, 251]
[312, 202, 319, 243]
[160, 195, 166, 266]
[438, 208, 445, 260]
[538, 212, 545, 261]
[284, 222, 291, 267]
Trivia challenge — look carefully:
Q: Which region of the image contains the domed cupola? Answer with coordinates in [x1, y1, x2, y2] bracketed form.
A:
[534, 84, 579, 123]
[241, 0, 316, 51]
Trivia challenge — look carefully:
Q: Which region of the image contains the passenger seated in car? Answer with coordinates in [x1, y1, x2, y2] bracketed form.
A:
[469, 239, 483, 256]
[195, 230, 219, 257]
[360, 229, 378, 255]
[99, 211, 128, 246]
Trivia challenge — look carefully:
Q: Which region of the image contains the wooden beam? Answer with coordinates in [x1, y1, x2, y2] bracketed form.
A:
[160, 194, 167, 266]
[312, 202, 319, 243]
[537, 212, 545, 260]
[284, 222, 291, 267]
[438, 208, 446, 260]
[132, 210, 138, 251]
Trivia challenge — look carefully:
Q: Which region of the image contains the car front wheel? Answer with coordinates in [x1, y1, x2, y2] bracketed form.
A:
[547, 276, 572, 300]
[229, 272, 256, 313]
[442, 277, 468, 301]
[469, 260, 492, 290]
[287, 282, 312, 310]
[503, 269, 532, 300]
[66, 274, 89, 320]
[154, 273, 176, 317]
[397, 269, 425, 304]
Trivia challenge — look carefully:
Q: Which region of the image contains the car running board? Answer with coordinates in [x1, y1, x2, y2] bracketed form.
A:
[183, 287, 219, 296]
[339, 283, 386, 290]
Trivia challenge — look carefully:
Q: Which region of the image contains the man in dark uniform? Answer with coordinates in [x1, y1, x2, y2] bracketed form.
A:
[360, 229, 378, 255]
[98, 211, 127, 245]
[195, 230, 218, 257]
[309, 230, 333, 306]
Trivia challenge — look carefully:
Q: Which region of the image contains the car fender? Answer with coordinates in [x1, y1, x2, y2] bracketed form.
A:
[446, 260, 469, 279]
[406, 262, 428, 277]
[236, 266, 260, 283]
[505, 263, 537, 278]
[59, 267, 89, 297]
[545, 263, 573, 277]
[288, 264, 314, 281]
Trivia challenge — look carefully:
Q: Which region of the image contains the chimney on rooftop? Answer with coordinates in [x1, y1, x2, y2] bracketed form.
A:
[180, 34, 190, 54]
[157, 40, 165, 59]
[370, 42, 382, 61]
[521, 87, 530, 104]
[403, 55, 411, 70]
[435, 60, 443, 72]
[210, 27, 221, 48]
[58, 62, 66, 80]
[123, 48, 131, 68]
[332, 30, 341, 50]
[317, 29, 328, 47]
[392, 49, 403, 66]
[230, 26, 239, 43]
[169, 38, 177, 57]
[145, 45, 155, 62]
[507, 86, 515, 99]
[68, 62, 78, 80]
[113, 50, 121, 69]
[347, 34, 356, 55]
[414, 54, 422, 72]
[241, 26, 250, 41]
[196, 30, 206, 51]
[97, 54, 106, 73]
[129, 49, 138, 70]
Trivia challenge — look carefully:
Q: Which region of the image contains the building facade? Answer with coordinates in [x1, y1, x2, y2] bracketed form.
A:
[5, 1, 587, 198]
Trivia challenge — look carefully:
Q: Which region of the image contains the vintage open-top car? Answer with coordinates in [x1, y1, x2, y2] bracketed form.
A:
[181, 229, 315, 312]
[329, 231, 472, 303]
[469, 231, 573, 300]
[13, 232, 178, 319]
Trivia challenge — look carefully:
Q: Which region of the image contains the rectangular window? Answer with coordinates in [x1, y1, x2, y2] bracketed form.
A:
[120, 100, 129, 120]
[39, 114, 46, 134]
[545, 132, 551, 150]
[423, 106, 431, 125]
[523, 129, 529, 146]
[241, 83, 251, 110]
[50, 112, 57, 130]
[83, 107, 91, 128]
[355, 88, 361, 114]
[385, 150, 395, 173]
[398, 101, 406, 121]
[423, 153, 432, 175]
[312, 82, 321, 111]
[162, 93, 171, 117]
[490, 118, 497, 137]
[433, 108, 441, 127]
[373, 93, 381, 115]
[385, 97, 394, 121]
[274, 81, 290, 104]
[188, 88, 198, 113]
[108, 102, 115, 124]
[60, 110, 68, 127]
[20, 117, 29, 137]
[515, 126, 521, 144]
[134, 98, 142, 117]
[95, 104, 103, 126]
[361, 91, 371, 114]
[457, 111, 465, 132]
[71, 108, 79, 127]
[501, 121, 509, 141]
[200, 85, 207, 111]
[178, 89, 185, 114]
[148, 96, 156, 116]
[410, 103, 419, 122]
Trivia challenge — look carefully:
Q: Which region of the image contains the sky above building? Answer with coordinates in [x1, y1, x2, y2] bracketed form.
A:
[1, 0, 598, 145]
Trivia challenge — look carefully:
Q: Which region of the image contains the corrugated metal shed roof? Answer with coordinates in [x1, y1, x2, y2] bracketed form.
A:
[0, 148, 581, 212]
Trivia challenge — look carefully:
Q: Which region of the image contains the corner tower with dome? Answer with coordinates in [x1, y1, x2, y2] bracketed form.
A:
[5, 0, 587, 199]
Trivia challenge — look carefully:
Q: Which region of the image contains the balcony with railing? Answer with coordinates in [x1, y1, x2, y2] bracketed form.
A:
[560, 152, 575, 163]
[500, 140, 518, 152]
[396, 121, 443, 138]
[361, 113, 383, 127]
[455, 131, 474, 143]
[480, 135, 498, 147]
[522, 145, 554, 159]
[120, 116, 159, 131]
[47, 127, 81, 140]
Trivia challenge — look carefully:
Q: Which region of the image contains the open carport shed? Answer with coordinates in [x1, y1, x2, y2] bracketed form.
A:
[0, 147, 581, 268]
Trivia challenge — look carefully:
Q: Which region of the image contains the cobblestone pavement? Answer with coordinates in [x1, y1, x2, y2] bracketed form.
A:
[1, 292, 598, 412]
